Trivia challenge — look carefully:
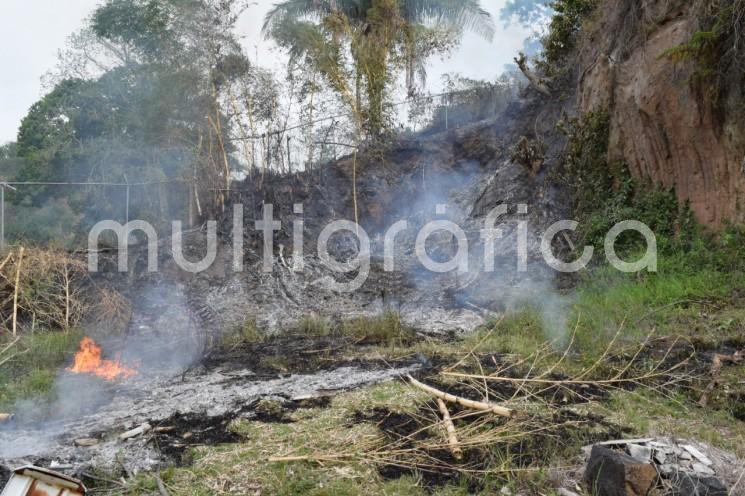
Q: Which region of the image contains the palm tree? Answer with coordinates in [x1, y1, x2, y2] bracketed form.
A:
[263, 0, 495, 138]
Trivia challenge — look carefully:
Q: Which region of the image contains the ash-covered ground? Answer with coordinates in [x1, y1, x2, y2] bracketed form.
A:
[0, 97, 574, 479]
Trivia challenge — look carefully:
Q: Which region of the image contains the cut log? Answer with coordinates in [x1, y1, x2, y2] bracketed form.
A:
[0, 413, 13, 423]
[118, 422, 152, 441]
[436, 398, 463, 460]
[406, 375, 513, 418]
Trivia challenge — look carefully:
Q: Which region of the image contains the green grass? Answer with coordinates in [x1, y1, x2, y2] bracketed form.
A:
[0, 329, 83, 410]
[571, 251, 743, 356]
[342, 312, 416, 346]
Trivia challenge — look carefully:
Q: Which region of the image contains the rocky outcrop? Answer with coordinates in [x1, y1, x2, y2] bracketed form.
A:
[578, 0, 745, 227]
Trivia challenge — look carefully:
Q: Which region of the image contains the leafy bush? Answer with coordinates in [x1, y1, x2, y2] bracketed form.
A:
[555, 111, 699, 256]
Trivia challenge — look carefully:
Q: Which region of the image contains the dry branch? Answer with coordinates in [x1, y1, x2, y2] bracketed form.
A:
[11, 247, 23, 336]
[699, 350, 745, 407]
[406, 375, 514, 418]
[515, 53, 551, 97]
[436, 399, 463, 460]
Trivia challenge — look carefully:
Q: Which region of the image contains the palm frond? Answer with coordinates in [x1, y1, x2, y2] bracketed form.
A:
[399, 0, 495, 40]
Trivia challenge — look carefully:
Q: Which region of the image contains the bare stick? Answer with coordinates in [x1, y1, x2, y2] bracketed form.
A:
[436, 399, 463, 460]
[11, 247, 24, 336]
[406, 375, 513, 418]
[0, 253, 12, 273]
[155, 474, 170, 496]
[0, 336, 19, 356]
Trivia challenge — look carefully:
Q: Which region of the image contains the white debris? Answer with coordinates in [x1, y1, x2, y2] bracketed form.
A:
[682, 444, 713, 466]
[626, 444, 652, 463]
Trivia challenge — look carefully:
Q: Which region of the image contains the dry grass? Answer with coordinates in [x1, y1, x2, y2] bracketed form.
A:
[0, 246, 130, 334]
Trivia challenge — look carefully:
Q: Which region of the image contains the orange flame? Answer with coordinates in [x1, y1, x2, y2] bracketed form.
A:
[68, 337, 137, 381]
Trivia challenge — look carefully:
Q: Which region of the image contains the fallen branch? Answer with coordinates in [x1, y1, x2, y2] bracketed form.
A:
[699, 350, 745, 407]
[406, 375, 513, 418]
[436, 399, 463, 460]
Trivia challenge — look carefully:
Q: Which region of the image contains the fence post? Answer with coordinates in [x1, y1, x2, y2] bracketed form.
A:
[0, 183, 17, 252]
[445, 98, 449, 130]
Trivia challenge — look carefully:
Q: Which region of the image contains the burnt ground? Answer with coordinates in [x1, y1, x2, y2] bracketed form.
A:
[0, 332, 423, 481]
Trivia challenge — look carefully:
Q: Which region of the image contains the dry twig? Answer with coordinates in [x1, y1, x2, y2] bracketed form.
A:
[699, 349, 745, 407]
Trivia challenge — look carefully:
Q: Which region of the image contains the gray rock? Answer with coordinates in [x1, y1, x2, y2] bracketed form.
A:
[626, 444, 652, 463]
[691, 463, 716, 476]
[669, 473, 727, 496]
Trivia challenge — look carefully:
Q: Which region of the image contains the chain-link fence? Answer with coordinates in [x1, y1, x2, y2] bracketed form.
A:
[1, 81, 524, 249]
[0, 180, 194, 250]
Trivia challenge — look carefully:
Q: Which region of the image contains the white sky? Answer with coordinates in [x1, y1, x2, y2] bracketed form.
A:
[0, 0, 530, 144]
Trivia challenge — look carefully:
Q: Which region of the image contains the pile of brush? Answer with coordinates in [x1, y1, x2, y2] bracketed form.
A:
[0, 246, 130, 334]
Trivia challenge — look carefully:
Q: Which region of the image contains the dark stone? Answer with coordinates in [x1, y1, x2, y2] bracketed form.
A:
[668, 473, 728, 496]
[584, 445, 658, 496]
[0, 464, 11, 488]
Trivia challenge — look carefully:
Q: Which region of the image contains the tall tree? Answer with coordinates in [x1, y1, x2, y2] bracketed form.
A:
[263, 0, 495, 139]
[16, 0, 250, 232]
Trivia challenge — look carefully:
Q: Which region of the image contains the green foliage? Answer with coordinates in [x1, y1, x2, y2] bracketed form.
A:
[91, 0, 176, 58]
[4, 199, 82, 248]
[10, 0, 249, 242]
[541, 0, 597, 66]
[662, 0, 745, 111]
[554, 111, 695, 253]
[264, 0, 495, 139]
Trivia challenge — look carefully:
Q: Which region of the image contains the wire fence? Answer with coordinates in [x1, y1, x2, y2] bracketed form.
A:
[0, 83, 523, 249]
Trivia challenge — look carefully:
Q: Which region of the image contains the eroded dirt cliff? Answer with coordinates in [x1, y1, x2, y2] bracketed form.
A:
[578, 0, 745, 226]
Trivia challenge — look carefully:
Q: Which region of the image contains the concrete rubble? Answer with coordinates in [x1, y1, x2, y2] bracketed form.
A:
[581, 438, 737, 496]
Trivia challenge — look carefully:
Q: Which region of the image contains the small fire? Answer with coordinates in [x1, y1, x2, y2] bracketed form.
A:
[68, 337, 137, 381]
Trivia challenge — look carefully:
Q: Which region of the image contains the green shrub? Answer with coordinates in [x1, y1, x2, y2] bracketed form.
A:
[554, 110, 696, 255]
